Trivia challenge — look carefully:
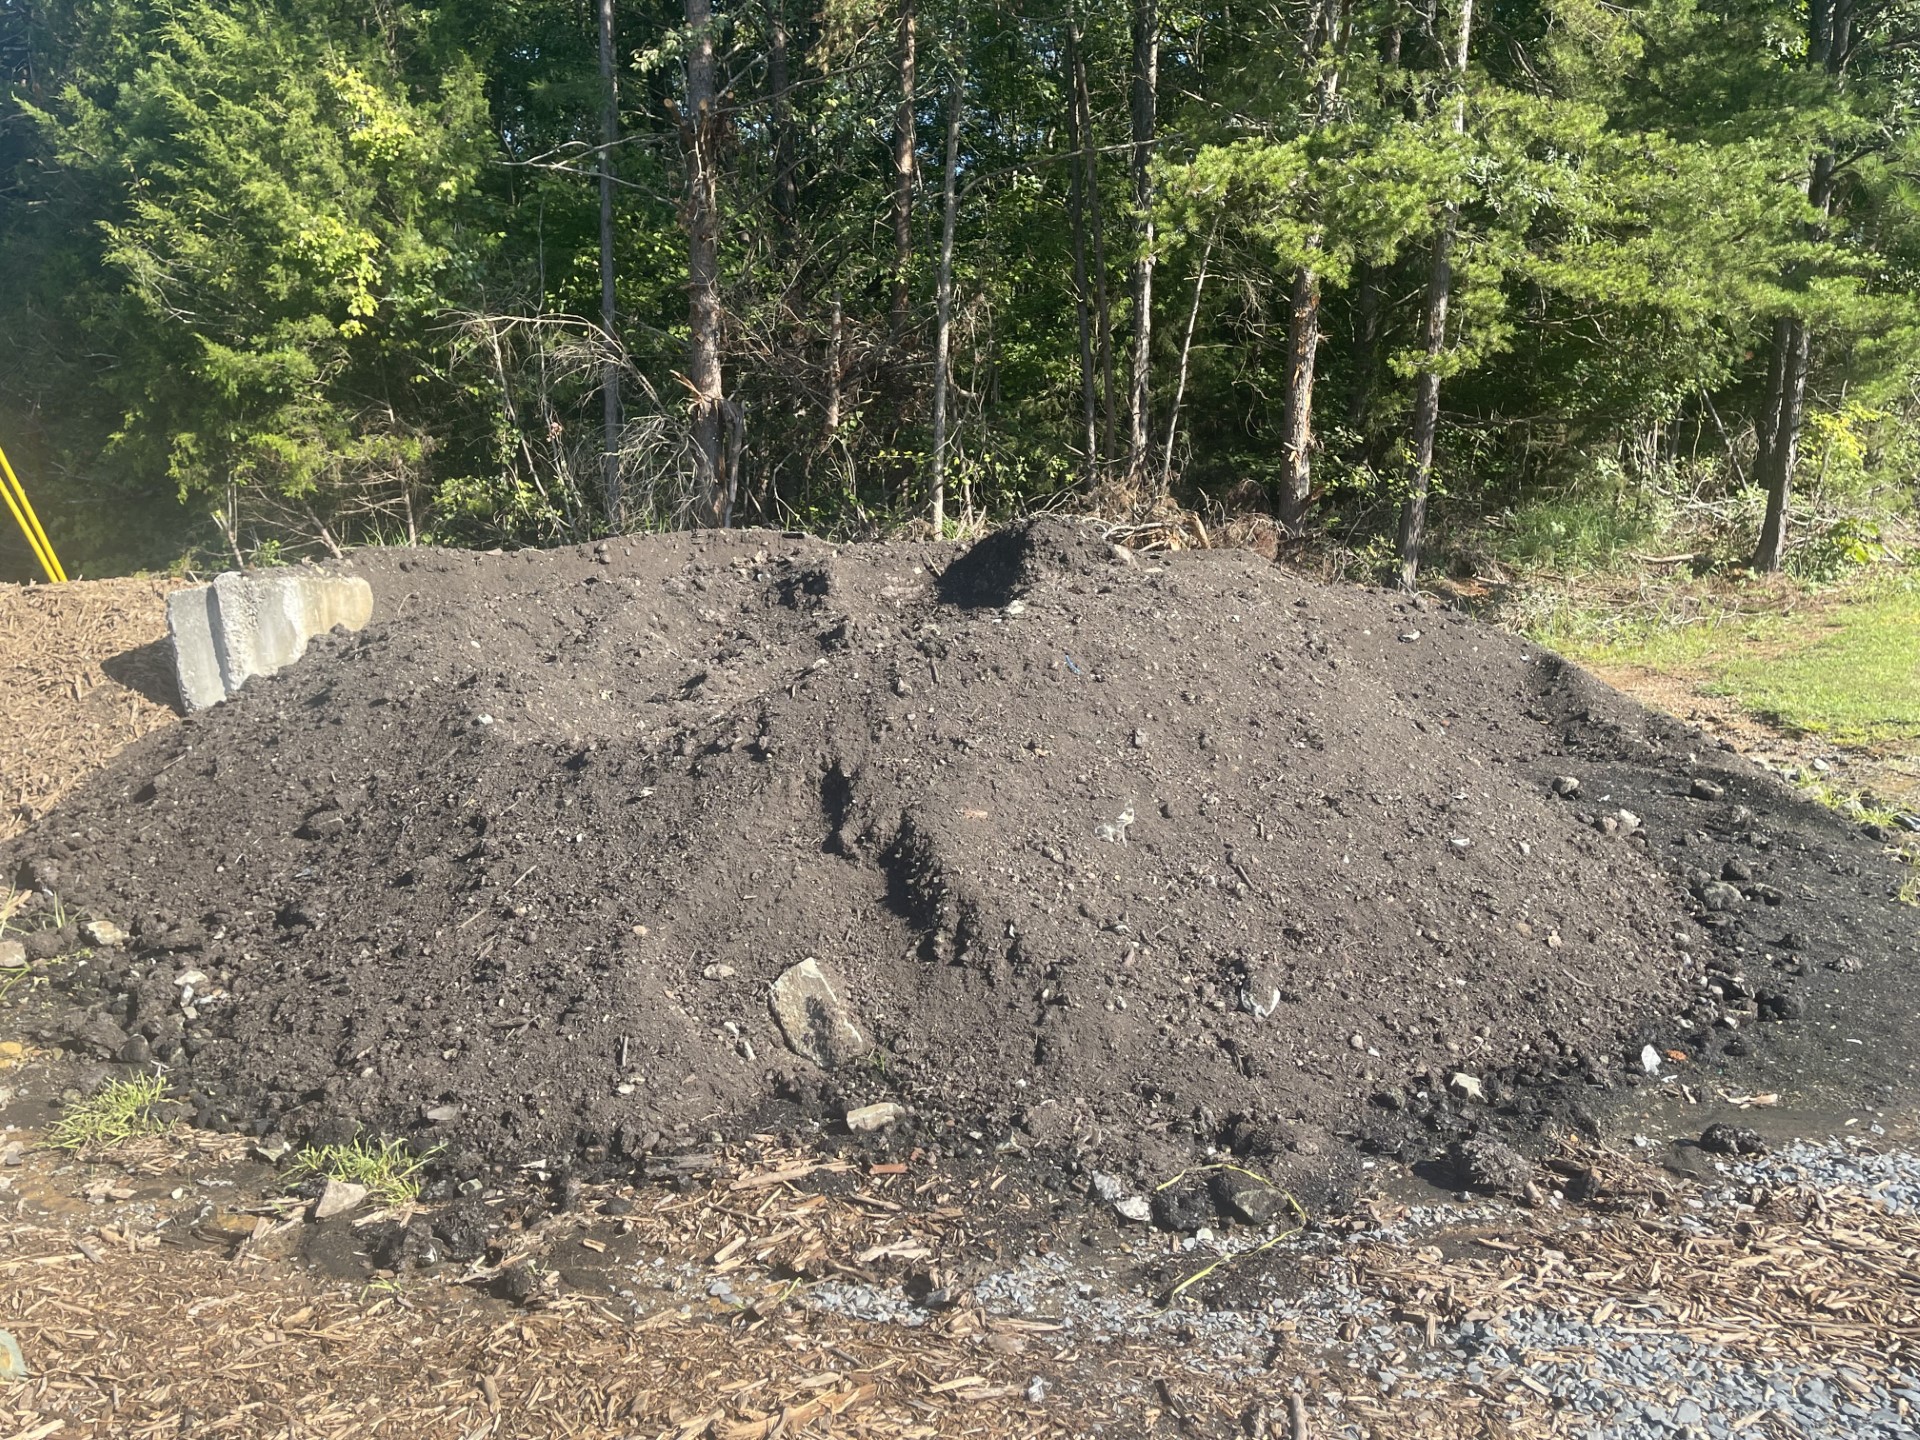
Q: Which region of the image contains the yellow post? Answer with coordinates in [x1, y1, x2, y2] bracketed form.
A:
[0, 441, 66, 583]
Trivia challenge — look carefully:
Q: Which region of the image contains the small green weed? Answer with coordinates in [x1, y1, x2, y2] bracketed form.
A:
[48, 1076, 175, 1151]
[285, 1137, 437, 1206]
[1793, 779, 1904, 829]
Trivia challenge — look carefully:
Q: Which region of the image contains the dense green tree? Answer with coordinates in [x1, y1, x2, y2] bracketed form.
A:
[0, 0, 1913, 578]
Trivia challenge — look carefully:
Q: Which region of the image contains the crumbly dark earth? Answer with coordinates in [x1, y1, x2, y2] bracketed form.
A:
[7, 519, 1915, 1205]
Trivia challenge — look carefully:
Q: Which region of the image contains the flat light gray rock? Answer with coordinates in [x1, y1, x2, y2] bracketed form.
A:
[768, 959, 866, 1068]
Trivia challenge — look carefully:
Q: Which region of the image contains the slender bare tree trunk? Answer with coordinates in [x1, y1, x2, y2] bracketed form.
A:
[682, 0, 726, 524]
[1128, 0, 1158, 488]
[1159, 224, 1216, 495]
[1277, 267, 1321, 529]
[598, 0, 623, 528]
[891, 2, 917, 340]
[825, 289, 843, 439]
[1063, 18, 1098, 485]
[1396, 0, 1473, 591]
[930, 68, 964, 537]
[1277, 0, 1343, 531]
[1754, 0, 1852, 573]
[1072, 19, 1116, 470]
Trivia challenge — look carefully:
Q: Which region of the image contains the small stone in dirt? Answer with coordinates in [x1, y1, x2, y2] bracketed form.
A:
[1756, 989, 1805, 1022]
[312, 1179, 369, 1220]
[1453, 1138, 1532, 1195]
[63, 1010, 129, 1060]
[1224, 1187, 1287, 1226]
[422, 1103, 463, 1124]
[1550, 776, 1581, 798]
[845, 1101, 905, 1132]
[1111, 1195, 1152, 1224]
[81, 919, 128, 948]
[1721, 858, 1754, 883]
[767, 959, 866, 1068]
[1690, 778, 1726, 801]
[0, 940, 23, 968]
[1448, 1072, 1484, 1102]
[490, 1263, 538, 1306]
[1697, 881, 1743, 912]
[1699, 1123, 1768, 1157]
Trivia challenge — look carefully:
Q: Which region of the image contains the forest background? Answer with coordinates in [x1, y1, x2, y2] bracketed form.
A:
[0, 0, 1915, 588]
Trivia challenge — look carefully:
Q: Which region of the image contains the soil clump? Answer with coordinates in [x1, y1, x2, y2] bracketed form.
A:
[7, 520, 1914, 1202]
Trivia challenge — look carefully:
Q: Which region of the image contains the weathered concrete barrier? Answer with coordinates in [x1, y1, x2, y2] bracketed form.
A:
[167, 570, 373, 711]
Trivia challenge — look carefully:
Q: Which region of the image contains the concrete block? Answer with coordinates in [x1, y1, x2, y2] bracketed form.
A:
[165, 585, 226, 712]
[168, 570, 373, 711]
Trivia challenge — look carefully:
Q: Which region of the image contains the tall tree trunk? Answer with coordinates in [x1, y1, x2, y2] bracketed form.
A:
[768, 0, 797, 239]
[1753, 0, 1851, 572]
[1396, 0, 1472, 591]
[1063, 19, 1098, 485]
[1277, 267, 1321, 529]
[682, 0, 726, 524]
[929, 68, 963, 536]
[890, 2, 917, 340]
[1753, 314, 1789, 488]
[1071, 15, 1116, 468]
[1276, 0, 1343, 532]
[598, 0, 623, 528]
[1128, 0, 1158, 488]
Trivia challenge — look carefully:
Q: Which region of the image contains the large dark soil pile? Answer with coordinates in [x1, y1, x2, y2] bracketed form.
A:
[9, 522, 1913, 1197]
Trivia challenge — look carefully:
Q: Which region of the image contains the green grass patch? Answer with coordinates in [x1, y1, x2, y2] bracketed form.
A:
[1529, 570, 1920, 745]
[1708, 587, 1920, 743]
[48, 1076, 175, 1151]
[284, 1137, 437, 1207]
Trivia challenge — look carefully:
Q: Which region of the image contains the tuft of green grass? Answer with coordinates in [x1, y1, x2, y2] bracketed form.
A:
[1792, 779, 1904, 829]
[284, 1137, 437, 1207]
[48, 1076, 175, 1151]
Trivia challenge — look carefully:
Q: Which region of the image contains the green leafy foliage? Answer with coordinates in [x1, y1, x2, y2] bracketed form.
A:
[0, 0, 1913, 572]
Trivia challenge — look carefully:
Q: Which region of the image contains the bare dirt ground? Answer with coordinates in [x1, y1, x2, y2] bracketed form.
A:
[0, 531, 1915, 1438]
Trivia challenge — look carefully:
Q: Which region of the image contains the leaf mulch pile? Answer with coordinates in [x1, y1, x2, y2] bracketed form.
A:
[0, 576, 184, 844]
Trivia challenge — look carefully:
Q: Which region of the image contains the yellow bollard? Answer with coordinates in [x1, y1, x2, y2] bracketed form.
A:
[0, 441, 66, 584]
